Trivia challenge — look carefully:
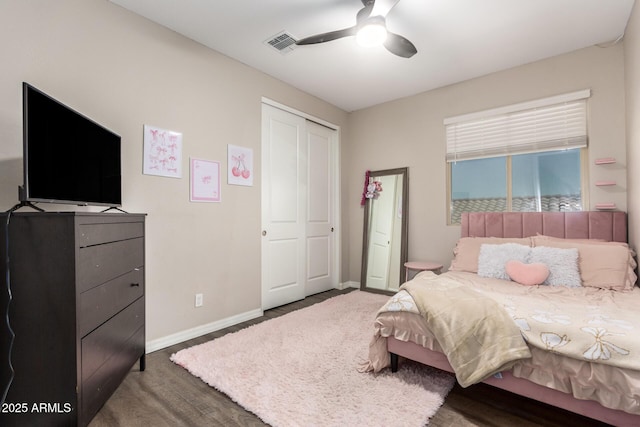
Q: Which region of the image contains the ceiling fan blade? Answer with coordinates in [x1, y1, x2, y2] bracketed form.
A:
[357, 1, 375, 23]
[296, 27, 357, 45]
[383, 32, 417, 58]
[370, 0, 400, 18]
[298, 2, 372, 46]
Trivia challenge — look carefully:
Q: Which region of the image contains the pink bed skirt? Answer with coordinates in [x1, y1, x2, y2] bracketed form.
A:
[388, 337, 640, 427]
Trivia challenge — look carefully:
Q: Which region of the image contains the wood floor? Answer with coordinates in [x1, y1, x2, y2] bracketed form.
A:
[89, 289, 610, 427]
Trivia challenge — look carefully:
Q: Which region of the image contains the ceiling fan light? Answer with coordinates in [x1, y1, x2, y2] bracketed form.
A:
[356, 23, 387, 47]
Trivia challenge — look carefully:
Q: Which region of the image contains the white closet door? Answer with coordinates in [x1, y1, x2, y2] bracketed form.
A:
[305, 121, 336, 296]
[261, 104, 337, 310]
[261, 104, 306, 310]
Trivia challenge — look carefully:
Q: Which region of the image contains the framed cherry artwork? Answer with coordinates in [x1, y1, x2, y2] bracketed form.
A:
[227, 144, 253, 186]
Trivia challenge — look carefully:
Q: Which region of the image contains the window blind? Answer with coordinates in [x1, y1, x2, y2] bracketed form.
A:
[445, 89, 590, 162]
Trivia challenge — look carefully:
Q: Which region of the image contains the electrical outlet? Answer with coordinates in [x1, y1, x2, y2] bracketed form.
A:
[195, 293, 203, 307]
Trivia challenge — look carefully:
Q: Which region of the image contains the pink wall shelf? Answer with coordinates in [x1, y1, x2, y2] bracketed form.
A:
[595, 203, 617, 210]
[594, 157, 616, 165]
[594, 158, 617, 211]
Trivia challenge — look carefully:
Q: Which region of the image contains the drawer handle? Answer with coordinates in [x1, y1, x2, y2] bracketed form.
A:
[131, 283, 141, 287]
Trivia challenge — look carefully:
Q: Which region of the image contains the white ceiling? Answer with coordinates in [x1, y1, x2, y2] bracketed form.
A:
[109, 0, 635, 112]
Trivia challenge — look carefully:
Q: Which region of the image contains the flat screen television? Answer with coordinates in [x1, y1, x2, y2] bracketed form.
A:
[20, 82, 122, 208]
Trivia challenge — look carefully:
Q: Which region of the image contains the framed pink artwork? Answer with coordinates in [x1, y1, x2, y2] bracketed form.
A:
[143, 125, 183, 178]
[190, 158, 221, 202]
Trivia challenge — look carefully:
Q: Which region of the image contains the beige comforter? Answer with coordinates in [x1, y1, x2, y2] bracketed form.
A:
[400, 277, 531, 387]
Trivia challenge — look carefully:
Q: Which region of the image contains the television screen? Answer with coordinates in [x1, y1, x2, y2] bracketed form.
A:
[22, 83, 122, 207]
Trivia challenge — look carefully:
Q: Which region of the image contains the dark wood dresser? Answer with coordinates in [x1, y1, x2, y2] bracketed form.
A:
[0, 212, 146, 426]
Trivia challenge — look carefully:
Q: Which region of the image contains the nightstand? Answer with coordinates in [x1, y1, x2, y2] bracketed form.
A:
[404, 261, 443, 281]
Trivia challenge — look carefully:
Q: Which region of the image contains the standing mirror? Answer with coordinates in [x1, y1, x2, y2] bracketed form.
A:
[360, 167, 408, 294]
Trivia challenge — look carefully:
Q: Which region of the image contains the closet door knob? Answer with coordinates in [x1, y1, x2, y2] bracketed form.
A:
[262, 230, 267, 236]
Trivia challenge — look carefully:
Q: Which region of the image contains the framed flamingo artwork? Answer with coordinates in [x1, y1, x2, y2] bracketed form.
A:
[190, 158, 221, 202]
[143, 125, 183, 178]
[227, 144, 253, 186]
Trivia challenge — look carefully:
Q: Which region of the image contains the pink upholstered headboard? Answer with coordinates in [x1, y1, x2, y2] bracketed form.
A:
[461, 212, 627, 242]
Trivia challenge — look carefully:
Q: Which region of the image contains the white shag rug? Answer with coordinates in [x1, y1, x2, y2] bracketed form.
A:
[170, 291, 455, 427]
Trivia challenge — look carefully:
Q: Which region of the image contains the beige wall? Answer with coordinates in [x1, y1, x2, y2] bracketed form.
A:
[346, 44, 627, 282]
[0, 0, 632, 346]
[625, 2, 640, 250]
[0, 0, 348, 343]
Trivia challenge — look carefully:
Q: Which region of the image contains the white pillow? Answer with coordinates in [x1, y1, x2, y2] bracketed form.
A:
[477, 243, 531, 280]
[529, 246, 581, 288]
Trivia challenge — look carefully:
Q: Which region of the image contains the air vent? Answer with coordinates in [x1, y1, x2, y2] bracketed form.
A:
[264, 31, 298, 54]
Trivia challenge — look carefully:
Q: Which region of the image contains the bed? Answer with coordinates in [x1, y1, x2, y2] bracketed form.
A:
[361, 211, 640, 426]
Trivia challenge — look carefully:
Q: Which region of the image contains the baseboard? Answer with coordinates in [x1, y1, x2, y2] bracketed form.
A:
[146, 307, 264, 353]
[148, 284, 360, 353]
[336, 281, 360, 290]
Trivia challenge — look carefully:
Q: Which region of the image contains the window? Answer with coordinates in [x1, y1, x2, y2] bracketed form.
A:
[450, 157, 506, 224]
[511, 150, 582, 212]
[449, 149, 583, 224]
[446, 90, 589, 224]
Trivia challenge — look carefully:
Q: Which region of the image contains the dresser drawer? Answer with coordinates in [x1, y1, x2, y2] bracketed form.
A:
[78, 221, 144, 248]
[79, 268, 144, 337]
[81, 326, 144, 426]
[81, 297, 144, 383]
[78, 238, 144, 292]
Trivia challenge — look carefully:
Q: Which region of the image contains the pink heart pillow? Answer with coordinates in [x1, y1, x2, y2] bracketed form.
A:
[505, 260, 550, 286]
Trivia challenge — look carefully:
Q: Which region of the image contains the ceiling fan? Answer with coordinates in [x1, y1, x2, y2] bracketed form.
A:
[295, 0, 417, 58]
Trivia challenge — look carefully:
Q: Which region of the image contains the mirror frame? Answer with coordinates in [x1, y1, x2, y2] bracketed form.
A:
[360, 167, 409, 295]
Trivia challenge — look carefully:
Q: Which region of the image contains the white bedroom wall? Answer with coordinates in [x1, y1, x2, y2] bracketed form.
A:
[625, 2, 640, 250]
[346, 44, 628, 283]
[0, 0, 349, 344]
